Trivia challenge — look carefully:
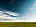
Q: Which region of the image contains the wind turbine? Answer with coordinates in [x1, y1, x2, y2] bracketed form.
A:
[24, 12, 25, 22]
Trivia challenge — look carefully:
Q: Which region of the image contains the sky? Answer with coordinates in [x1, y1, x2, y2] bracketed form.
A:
[0, 0, 36, 22]
[24, 0, 36, 22]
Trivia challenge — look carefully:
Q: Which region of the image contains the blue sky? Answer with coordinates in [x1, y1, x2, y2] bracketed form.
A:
[0, 0, 25, 22]
[0, 0, 36, 22]
[24, 0, 36, 22]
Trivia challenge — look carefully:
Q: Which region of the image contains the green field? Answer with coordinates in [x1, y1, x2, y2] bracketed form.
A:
[0, 22, 36, 27]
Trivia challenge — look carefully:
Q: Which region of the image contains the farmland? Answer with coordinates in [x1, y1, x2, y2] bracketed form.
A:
[0, 22, 36, 27]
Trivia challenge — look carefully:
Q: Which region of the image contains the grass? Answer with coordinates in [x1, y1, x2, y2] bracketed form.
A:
[0, 22, 36, 27]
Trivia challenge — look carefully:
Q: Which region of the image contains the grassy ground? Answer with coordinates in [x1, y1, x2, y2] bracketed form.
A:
[0, 22, 36, 27]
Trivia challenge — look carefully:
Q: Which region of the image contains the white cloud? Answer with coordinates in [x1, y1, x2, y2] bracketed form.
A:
[0, 11, 4, 13]
[25, 19, 36, 22]
[5, 11, 19, 16]
[0, 10, 24, 22]
[33, 2, 36, 6]
[0, 16, 18, 19]
[23, 11, 36, 22]
[24, 14, 36, 22]
[29, 1, 36, 10]
[0, 19, 24, 22]
[33, 1, 36, 6]
[30, 8, 36, 10]
[0, 11, 19, 21]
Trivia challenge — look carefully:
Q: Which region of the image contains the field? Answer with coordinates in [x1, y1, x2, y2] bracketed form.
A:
[0, 22, 36, 27]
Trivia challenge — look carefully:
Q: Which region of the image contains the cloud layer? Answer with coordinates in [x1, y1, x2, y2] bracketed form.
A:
[0, 10, 21, 22]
